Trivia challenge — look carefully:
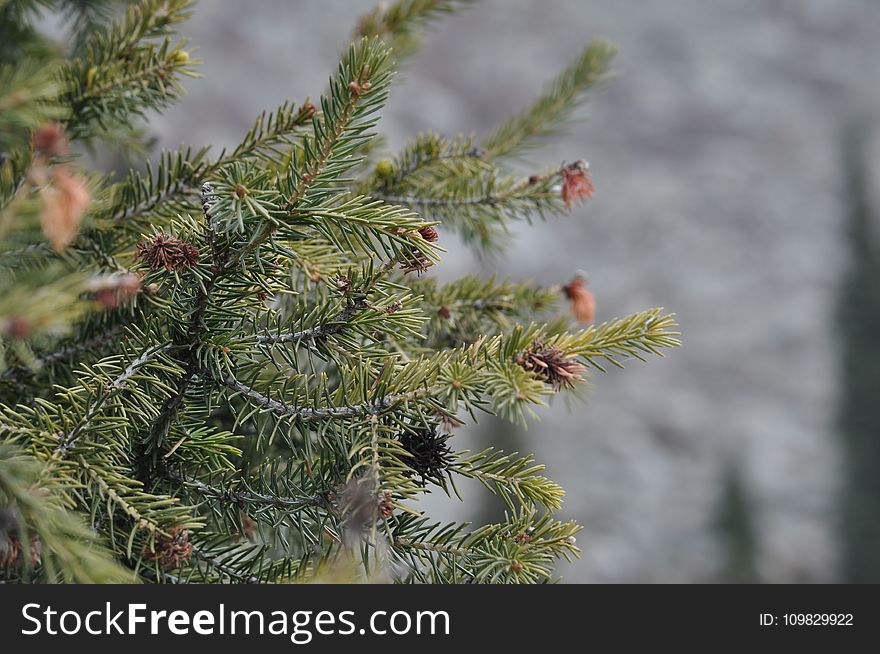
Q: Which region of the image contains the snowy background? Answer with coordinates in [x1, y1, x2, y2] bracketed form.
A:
[143, 0, 880, 582]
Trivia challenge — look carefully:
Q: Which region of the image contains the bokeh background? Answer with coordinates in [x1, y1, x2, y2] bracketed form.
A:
[134, 0, 880, 582]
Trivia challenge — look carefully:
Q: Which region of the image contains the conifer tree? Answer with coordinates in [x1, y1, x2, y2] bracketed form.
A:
[0, 0, 679, 583]
[838, 125, 880, 583]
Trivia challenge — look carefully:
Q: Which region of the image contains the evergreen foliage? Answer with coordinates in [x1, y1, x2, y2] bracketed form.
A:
[837, 125, 880, 583]
[0, 0, 678, 583]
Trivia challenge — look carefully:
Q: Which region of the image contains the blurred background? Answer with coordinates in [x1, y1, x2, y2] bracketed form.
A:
[134, 0, 880, 582]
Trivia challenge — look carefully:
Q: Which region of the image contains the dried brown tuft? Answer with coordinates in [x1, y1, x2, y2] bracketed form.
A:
[562, 275, 595, 324]
[136, 233, 199, 272]
[241, 514, 258, 539]
[0, 507, 42, 568]
[335, 275, 352, 292]
[144, 527, 192, 569]
[399, 249, 434, 276]
[88, 273, 142, 308]
[561, 160, 594, 208]
[515, 340, 585, 391]
[40, 167, 90, 252]
[439, 413, 464, 433]
[33, 123, 68, 158]
[378, 491, 395, 520]
[4, 316, 32, 339]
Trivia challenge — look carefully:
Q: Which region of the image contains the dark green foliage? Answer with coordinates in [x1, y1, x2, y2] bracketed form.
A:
[0, 0, 678, 583]
[714, 465, 761, 583]
[837, 125, 880, 583]
[398, 427, 454, 485]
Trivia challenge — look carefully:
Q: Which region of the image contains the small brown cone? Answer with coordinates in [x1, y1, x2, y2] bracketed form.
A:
[241, 514, 258, 539]
[561, 160, 594, 208]
[144, 527, 192, 570]
[562, 275, 595, 324]
[378, 491, 395, 520]
[40, 167, 90, 252]
[417, 225, 439, 242]
[5, 316, 32, 339]
[89, 273, 142, 308]
[0, 536, 22, 568]
[136, 233, 199, 272]
[33, 123, 68, 158]
[515, 340, 586, 391]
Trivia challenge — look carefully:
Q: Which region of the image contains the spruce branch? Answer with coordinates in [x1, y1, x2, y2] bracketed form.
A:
[190, 544, 261, 584]
[54, 342, 173, 456]
[295, 195, 440, 264]
[451, 448, 565, 511]
[373, 165, 566, 254]
[412, 274, 561, 346]
[355, 0, 474, 61]
[0, 320, 127, 382]
[215, 371, 431, 423]
[56, 0, 123, 56]
[0, 442, 133, 583]
[176, 474, 328, 513]
[0, 2, 679, 584]
[281, 37, 394, 211]
[481, 39, 616, 158]
[181, 534, 307, 583]
[391, 509, 580, 583]
[77, 457, 165, 538]
[393, 536, 467, 557]
[0, 60, 66, 152]
[63, 0, 198, 138]
[100, 101, 317, 230]
[147, 184, 223, 451]
[556, 309, 681, 371]
[103, 145, 212, 226]
[253, 300, 369, 346]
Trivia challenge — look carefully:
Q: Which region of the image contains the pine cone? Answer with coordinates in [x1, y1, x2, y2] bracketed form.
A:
[417, 225, 439, 242]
